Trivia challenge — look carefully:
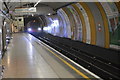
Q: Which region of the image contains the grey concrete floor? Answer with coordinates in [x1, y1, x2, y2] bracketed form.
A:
[2, 33, 97, 79]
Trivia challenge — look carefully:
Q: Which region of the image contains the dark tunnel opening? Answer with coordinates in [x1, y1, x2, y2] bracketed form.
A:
[24, 16, 43, 33]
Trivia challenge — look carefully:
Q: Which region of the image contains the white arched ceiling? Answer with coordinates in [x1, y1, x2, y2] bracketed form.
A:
[57, 9, 71, 38]
[67, 5, 82, 41]
[76, 3, 91, 44]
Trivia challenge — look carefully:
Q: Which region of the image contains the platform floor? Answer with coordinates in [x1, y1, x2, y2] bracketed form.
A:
[2, 33, 99, 79]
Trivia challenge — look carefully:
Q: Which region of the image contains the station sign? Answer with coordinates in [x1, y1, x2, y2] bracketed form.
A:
[15, 7, 36, 13]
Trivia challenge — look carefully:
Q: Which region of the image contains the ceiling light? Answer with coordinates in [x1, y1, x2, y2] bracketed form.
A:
[48, 13, 51, 16]
[28, 28, 32, 32]
[34, 0, 42, 7]
[38, 28, 41, 31]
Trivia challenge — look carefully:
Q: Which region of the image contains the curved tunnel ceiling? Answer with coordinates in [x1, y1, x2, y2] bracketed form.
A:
[23, 2, 119, 48]
[2, 1, 120, 49]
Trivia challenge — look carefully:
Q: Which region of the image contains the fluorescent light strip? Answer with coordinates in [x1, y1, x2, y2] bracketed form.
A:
[34, 0, 42, 7]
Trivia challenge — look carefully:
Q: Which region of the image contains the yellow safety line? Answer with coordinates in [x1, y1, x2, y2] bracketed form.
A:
[79, 2, 96, 45]
[95, 2, 110, 48]
[72, 4, 87, 43]
[62, 8, 75, 40]
[42, 44, 91, 80]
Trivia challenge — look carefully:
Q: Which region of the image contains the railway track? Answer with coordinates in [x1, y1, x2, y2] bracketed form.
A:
[31, 33, 120, 80]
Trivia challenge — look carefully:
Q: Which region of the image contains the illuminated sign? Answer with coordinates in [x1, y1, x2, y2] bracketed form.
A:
[15, 7, 36, 13]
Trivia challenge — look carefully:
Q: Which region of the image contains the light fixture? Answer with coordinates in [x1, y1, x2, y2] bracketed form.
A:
[28, 28, 32, 32]
[4, 22, 6, 26]
[34, 0, 42, 7]
[38, 28, 41, 31]
[0, 29, 2, 33]
[48, 13, 51, 16]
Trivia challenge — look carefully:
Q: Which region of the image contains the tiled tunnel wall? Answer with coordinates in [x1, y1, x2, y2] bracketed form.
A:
[43, 2, 120, 48]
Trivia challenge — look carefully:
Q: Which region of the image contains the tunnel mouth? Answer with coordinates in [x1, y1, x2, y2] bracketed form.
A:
[24, 16, 45, 33]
